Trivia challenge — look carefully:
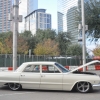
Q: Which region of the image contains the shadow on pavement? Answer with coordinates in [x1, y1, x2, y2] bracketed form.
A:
[0, 86, 100, 93]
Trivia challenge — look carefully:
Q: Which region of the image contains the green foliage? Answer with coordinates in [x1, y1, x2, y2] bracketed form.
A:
[76, 0, 100, 41]
[56, 32, 72, 55]
[0, 42, 6, 54]
[0, 31, 12, 43]
[34, 30, 72, 55]
[17, 36, 29, 54]
[34, 39, 60, 56]
[93, 45, 100, 56]
[0, 30, 73, 56]
[0, 31, 29, 54]
[66, 44, 82, 56]
[35, 29, 56, 43]
[20, 31, 32, 39]
[20, 31, 36, 54]
[85, 0, 100, 39]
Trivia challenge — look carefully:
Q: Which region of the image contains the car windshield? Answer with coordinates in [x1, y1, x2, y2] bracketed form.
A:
[55, 63, 69, 73]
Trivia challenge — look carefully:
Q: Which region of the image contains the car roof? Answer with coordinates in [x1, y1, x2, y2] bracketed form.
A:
[22, 61, 56, 65]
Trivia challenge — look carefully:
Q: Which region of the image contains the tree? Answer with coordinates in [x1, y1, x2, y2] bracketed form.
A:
[35, 29, 56, 43]
[0, 42, 6, 54]
[3, 33, 29, 54]
[20, 31, 32, 39]
[66, 44, 82, 56]
[20, 31, 37, 54]
[93, 45, 100, 56]
[4, 33, 13, 54]
[0, 31, 13, 53]
[34, 39, 60, 56]
[76, 0, 100, 41]
[0, 31, 12, 43]
[17, 36, 29, 54]
[56, 32, 72, 55]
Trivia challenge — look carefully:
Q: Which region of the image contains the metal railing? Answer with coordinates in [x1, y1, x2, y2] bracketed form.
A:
[0, 54, 92, 67]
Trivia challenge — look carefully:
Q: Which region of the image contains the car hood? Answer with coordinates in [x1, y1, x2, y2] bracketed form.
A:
[72, 71, 97, 75]
[70, 60, 100, 73]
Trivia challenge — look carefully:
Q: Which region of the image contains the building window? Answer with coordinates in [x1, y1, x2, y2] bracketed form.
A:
[44, 14, 46, 17]
[44, 18, 46, 23]
[40, 13, 43, 17]
[47, 15, 50, 18]
[47, 24, 50, 28]
[40, 23, 43, 28]
[47, 18, 49, 23]
[45, 24, 47, 28]
[40, 18, 43, 22]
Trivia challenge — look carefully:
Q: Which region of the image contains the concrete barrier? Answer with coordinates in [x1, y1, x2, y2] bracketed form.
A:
[0, 65, 100, 71]
[65, 65, 100, 71]
[0, 67, 13, 71]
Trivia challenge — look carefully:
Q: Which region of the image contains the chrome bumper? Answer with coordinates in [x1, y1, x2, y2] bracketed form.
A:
[92, 84, 100, 90]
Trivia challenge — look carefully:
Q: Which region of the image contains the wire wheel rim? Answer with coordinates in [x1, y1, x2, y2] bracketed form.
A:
[77, 82, 90, 93]
[8, 83, 21, 90]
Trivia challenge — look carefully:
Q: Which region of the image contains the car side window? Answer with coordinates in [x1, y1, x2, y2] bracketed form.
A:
[23, 65, 40, 73]
[42, 65, 60, 73]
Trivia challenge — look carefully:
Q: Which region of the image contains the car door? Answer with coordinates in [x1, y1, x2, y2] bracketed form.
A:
[19, 64, 41, 89]
[40, 64, 63, 90]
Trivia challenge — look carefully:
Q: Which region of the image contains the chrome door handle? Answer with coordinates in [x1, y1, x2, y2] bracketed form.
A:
[21, 75, 25, 76]
[41, 75, 45, 77]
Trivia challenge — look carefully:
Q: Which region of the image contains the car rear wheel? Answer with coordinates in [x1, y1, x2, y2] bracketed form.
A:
[76, 82, 92, 93]
[8, 83, 22, 91]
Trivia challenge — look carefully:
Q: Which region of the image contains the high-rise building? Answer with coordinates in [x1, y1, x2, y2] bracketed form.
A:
[25, 9, 51, 35]
[0, 0, 12, 33]
[57, 0, 87, 43]
[27, 0, 38, 15]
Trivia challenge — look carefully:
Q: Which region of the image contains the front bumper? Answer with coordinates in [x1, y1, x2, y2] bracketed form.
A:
[92, 84, 100, 90]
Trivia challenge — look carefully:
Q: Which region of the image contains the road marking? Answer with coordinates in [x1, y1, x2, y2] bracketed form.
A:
[0, 92, 33, 97]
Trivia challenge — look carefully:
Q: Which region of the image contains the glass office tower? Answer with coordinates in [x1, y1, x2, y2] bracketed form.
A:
[57, 0, 87, 43]
[27, 0, 38, 14]
[25, 9, 51, 35]
[0, 0, 12, 33]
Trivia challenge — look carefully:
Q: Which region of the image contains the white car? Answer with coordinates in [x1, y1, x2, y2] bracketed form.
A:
[0, 60, 100, 93]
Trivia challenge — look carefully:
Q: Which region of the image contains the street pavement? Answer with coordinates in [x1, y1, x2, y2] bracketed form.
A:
[0, 86, 100, 100]
[0, 70, 100, 100]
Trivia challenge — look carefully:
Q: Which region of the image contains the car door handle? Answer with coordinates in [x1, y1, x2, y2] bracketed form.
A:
[41, 75, 45, 77]
[21, 75, 25, 77]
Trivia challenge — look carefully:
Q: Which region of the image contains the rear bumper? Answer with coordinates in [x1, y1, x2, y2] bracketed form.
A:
[92, 84, 100, 90]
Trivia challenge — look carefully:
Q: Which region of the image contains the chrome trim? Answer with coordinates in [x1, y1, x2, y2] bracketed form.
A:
[92, 84, 100, 90]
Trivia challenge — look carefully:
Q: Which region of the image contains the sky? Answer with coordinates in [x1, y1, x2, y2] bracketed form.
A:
[19, 0, 57, 33]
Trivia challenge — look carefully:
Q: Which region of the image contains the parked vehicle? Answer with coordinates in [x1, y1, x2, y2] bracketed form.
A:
[0, 60, 100, 93]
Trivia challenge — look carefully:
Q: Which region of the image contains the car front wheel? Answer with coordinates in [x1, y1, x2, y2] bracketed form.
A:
[8, 83, 22, 91]
[76, 82, 92, 93]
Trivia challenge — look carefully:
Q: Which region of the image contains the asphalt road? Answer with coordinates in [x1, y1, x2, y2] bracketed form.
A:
[0, 86, 100, 100]
[0, 71, 100, 100]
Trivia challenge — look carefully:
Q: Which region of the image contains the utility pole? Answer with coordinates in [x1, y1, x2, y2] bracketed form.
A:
[13, 0, 19, 71]
[81, 0, 86, 71]
[8, 0, 22, 71]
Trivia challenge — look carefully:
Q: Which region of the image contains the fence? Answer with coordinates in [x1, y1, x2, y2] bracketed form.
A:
[0, 54, 93, 67]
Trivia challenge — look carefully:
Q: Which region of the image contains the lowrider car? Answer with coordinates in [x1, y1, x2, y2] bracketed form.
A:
[0, 60, 100, 93]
